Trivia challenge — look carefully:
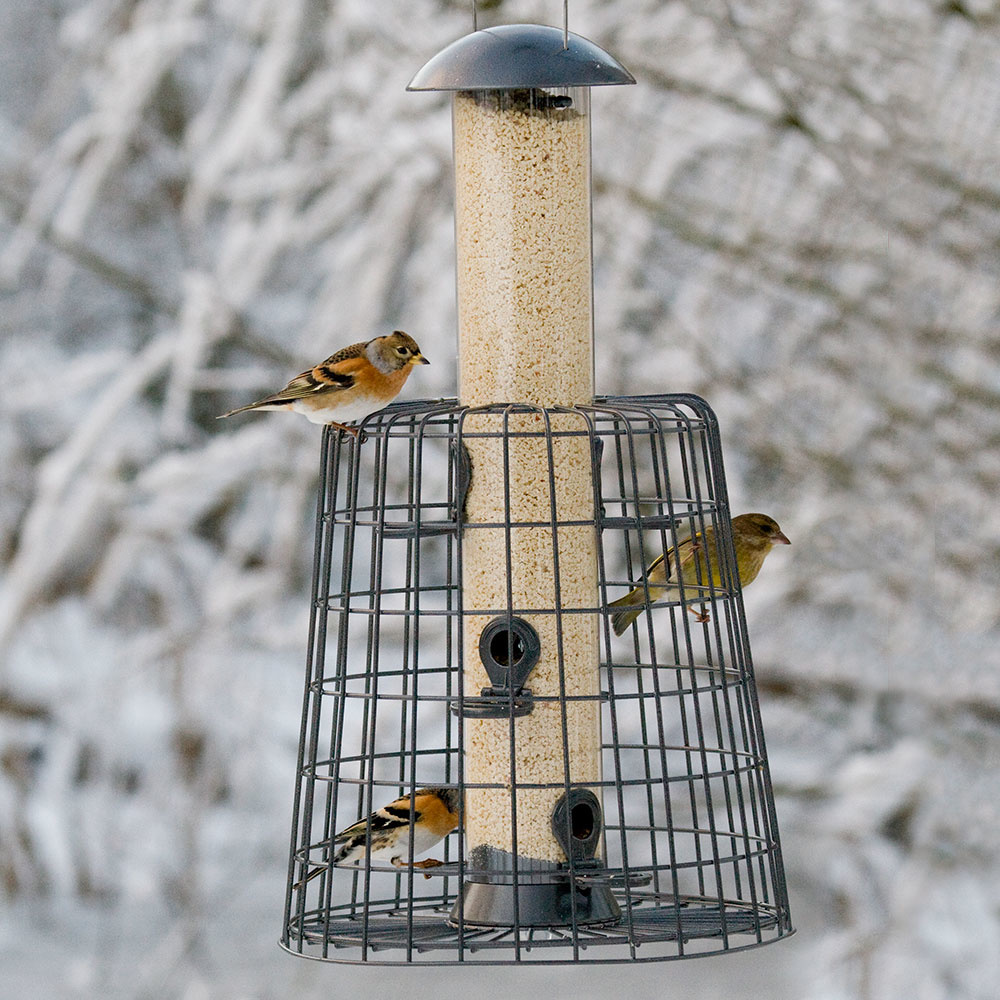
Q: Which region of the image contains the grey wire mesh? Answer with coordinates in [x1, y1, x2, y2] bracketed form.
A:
[280, 394, 792, 963]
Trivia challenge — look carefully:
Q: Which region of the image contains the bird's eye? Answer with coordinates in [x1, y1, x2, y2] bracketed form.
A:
[761, 523, 773, 533]
[396, 346, 409, 355]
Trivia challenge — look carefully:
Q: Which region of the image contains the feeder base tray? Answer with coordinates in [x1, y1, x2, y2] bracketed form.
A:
[283, 893, 792, 964]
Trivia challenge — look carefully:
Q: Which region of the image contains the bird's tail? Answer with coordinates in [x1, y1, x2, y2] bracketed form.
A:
[293, 864, 326, 890]
[216, 395, 294, 420]
[609, 589, 644, 636]
[293, 835, 358, 889]
[217, 401, 260, 418]
[216, 396, 290, 420]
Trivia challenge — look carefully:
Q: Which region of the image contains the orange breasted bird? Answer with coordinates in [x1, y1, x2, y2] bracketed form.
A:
[296, 786, 460, 887]
[219, 331, 428, 436]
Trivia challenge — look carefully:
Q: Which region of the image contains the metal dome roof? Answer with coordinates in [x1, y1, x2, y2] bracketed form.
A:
[407, 23, 635, 91]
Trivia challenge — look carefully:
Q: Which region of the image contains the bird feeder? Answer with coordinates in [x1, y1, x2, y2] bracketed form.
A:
[412, 21, 634, 928]
[280, 11, 792, 966]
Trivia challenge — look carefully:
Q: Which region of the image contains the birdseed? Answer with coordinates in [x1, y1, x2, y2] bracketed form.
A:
[453, 90, 599, 862]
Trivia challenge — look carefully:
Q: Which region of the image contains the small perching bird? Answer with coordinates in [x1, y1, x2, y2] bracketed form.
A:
[609, 512, 791, 636]
[218, 331, 428, 436]
[295, 786, 460, 888]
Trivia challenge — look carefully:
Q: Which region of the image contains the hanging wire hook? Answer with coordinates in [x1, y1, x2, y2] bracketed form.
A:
[563, 0, 569, 48]
[473, 0, 478, 32]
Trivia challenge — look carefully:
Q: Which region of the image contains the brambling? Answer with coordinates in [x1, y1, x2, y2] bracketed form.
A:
[610, 513, 790, 635]
[296, 786, 460, 887]
[219, 331, 428, 436]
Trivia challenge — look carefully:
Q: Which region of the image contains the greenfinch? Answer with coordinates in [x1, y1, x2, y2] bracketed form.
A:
[609, 513, 790, 635]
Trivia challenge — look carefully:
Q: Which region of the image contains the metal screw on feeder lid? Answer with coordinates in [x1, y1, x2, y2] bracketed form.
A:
[406, 23, 636, 91]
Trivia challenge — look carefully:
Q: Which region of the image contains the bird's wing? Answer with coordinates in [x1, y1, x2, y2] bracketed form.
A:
[263, 348, 369, 404]
[642, 531, 702, 584]
[218, 342, 372, 416]
[380, 798, 426, 825]
[334, 796, 417, 844]
[644, 551, 666, 578]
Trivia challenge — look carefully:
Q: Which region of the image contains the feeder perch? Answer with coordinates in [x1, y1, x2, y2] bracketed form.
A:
[280, 12, 792, 966]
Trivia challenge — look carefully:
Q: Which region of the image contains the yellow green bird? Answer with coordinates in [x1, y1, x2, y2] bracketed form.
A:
[609, 512, 791, 635]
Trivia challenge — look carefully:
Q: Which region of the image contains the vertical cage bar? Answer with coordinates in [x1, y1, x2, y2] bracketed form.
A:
[283, 426, 336, 950]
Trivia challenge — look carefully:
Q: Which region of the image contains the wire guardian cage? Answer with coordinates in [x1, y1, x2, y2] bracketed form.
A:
[280, 395, 792, 963]
[280, 9, 791, 967]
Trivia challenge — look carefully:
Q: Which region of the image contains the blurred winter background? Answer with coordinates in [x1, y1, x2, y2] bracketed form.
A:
[2, 0, 999, 997]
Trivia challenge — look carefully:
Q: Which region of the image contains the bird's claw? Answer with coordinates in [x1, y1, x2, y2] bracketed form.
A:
[416, 858, 444, 879]
[329, 421, 366, 443]
[390, 856, 444, 879]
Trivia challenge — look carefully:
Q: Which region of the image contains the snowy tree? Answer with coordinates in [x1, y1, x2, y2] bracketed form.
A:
[1, 1, 999, 997]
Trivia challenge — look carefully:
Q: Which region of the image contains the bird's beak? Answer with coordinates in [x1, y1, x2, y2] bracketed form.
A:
[410, 353, 429, 365]
[774, 530, 791, 546]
